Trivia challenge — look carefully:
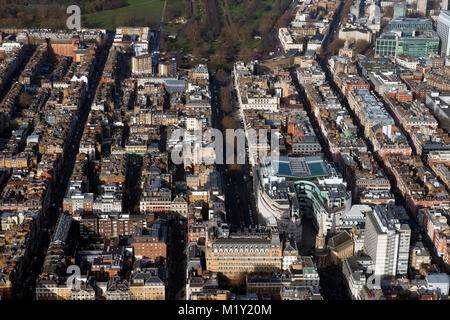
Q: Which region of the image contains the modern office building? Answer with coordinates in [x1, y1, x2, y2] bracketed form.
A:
[437, 11, 450, 57]
[376, 31, 440, 57]
[364, 205, 411, 277]
[376, 18, 440, 57]
[255, 155, 351, 240]
[393, 2, 407, 19]
[386, 17, 434, 32]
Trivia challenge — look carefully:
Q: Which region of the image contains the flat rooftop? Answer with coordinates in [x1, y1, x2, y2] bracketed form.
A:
[270, 155, 330, 178]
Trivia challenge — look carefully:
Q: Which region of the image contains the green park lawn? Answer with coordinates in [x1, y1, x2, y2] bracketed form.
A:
[82, 0, 164, 30]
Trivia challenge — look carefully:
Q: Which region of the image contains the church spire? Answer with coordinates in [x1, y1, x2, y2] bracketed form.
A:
[315, 213, 325, 250]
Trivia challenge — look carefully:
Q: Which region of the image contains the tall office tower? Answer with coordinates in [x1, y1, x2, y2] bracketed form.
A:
[364, 206, 411, 277]
[416, 0, 427, 16]
[438, 11, 450, 57]
[170, 58, 177, 77]
[394, 2, 407, 19]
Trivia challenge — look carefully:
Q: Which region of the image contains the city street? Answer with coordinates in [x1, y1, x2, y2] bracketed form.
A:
[209, 73, 255, 229]
[167, 217, 187, 300]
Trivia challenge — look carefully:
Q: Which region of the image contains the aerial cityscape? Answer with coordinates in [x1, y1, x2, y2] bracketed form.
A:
[0, 0, 450, 304]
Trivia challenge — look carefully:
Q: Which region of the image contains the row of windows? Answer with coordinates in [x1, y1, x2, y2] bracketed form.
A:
[131, 288, 164, 292]
[213, 248, 271, 253]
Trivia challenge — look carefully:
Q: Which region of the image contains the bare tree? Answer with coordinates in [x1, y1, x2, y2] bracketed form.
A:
[18, 92, 32, 108]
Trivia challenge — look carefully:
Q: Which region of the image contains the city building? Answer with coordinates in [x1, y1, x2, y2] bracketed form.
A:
[129, 268, 165, 300]
[205, 227, 283, 281]
[416, 0, 427, 16]
[364, 206, 411, 277]
[343, 255, 374, 299]
[437, 11, 450, 57]
[376, 18, 439, 58]
[130, 224, 168, 260]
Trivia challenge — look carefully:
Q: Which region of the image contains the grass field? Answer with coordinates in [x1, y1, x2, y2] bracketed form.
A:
[82, 0, 164, 30]
[227, 0, 275, 18]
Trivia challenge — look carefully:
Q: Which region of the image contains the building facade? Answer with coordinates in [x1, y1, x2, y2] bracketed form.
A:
[437, 11, 450, 57]
[364, 206, 411, 277]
